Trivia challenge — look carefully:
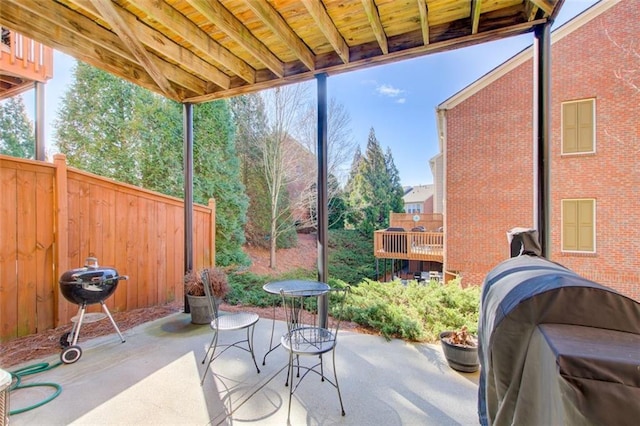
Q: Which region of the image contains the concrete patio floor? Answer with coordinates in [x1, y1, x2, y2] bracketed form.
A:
[7, 311, 480, 425]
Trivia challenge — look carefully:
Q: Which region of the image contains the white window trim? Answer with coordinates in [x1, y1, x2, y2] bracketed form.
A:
[560, 98, 596, 155]
[561, 198, 596, 254]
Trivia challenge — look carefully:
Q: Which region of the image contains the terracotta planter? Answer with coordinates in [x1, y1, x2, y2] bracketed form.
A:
[439, 331, 479, 373]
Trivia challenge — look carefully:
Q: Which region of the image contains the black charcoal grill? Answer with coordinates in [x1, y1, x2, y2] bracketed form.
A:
[58, 257, 128, 364]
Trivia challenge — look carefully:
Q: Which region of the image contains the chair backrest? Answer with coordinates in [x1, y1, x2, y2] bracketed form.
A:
[280, 287, 350, 341]
[201, 269, 220, 321]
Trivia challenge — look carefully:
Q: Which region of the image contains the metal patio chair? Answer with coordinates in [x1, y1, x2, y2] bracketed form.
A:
[279, 286, 350, 423]
[200, 269, 260, 385]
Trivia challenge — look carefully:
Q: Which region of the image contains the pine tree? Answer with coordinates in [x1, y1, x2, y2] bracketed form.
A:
[0, 96, 35, 159]
[193, 100, 249, 266]
[345, 128, 404, 234]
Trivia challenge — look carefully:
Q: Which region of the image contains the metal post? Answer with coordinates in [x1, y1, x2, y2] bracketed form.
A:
[534, 23, 552, 258]
[183, 103, 194, 312]
[316, 73, 329, 327]
[35, 82, 45, 161]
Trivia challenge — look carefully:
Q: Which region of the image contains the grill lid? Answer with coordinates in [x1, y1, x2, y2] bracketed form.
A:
[59, 257, 121, 286]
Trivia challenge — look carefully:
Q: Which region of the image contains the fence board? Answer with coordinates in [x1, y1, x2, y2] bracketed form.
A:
[114, 191, 128, 312]
[126, 193, 139, 311]
[0, 167, 18, 339]
[36, 172, 55, 331]
[16, 169, 37, 336]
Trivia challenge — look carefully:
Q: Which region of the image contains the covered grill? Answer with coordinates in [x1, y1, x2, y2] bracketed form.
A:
[58, 257, 128, 364]
[478, 255, 640, 425]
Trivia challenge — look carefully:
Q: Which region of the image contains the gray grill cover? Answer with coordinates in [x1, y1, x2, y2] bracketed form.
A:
[478, 255, 640, 425]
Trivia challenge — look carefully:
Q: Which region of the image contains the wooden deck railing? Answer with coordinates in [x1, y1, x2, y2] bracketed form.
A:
[374, 230, 444, 262]
[0, 154, 215, 342]
[0, 28, 53, 83]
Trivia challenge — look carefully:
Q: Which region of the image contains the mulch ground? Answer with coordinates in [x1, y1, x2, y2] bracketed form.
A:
[1, 234, 373, 369]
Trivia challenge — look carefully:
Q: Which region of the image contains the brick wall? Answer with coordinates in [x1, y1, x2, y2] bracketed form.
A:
[444, 0, 639, 300]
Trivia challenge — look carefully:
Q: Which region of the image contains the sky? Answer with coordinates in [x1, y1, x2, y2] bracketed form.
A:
[20, 0, 600, 187]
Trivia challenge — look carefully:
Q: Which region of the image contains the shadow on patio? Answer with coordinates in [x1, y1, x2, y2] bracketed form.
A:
[8, 312, 479, 425]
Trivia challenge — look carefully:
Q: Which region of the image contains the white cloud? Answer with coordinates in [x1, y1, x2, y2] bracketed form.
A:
[396, 98, 406, 104]
[376, 84, 404, 98]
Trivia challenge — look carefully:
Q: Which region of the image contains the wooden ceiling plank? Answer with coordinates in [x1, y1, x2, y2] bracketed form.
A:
[70, 0, 230, 89]
[129, 0, 255, 84]
[529, 0, 554, 16]
[360, 0, 388, 55]
[244, 0, 316, 71]
[471, 0, 482, 34]
[301, 0, 349, 64]
[88, 0, 179, 99]
[416, 0, 429, 45]
[185, 0, 284, 78]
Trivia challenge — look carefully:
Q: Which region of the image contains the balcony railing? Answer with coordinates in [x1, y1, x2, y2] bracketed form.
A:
[1, 27, 53, 97]
[374, 230, 444, 262]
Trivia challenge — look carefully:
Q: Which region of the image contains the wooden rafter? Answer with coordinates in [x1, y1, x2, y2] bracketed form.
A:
[529, 0, 554, 16]
[72, 0, 229, 90]
[361, 0, 388, 55]
[244, 0, 316, 71]
[470, 0, 482, 34]
[416, 0, 429, 45]
[185, 0, 284, 78]
[301, 0, 349, 64]
[88, 0, 179, 99]
[129, 0, 255, 84]
[526, 1, 541, 21]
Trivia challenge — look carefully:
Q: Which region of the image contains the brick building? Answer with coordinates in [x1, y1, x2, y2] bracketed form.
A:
[435, 0, 639, 300]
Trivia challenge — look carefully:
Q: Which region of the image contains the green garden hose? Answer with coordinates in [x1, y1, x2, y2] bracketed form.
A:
[8, 362, 62, 415]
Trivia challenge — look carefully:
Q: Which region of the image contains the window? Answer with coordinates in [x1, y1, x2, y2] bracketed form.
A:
[562, 99, 595, 154]
[562, 199, 595, 252]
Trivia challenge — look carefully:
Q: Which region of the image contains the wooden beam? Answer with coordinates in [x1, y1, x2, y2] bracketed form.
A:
[129, 0, 256, 84]
[88, 0, 179, 99]
[185, 0, 284, 77]
[71, 0, 230, 89]
[301, 0, 349, 64]
[529, 0, 554, 16]
[361, 0, 388, 54]
[244, 0, 316, 71]
[470, 0, 482, 34]
[416, 0, 429, 45]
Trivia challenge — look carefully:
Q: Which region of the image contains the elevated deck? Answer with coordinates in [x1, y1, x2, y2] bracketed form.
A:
[374, 230, 444, 263]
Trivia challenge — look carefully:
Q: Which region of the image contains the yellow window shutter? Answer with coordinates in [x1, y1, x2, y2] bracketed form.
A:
[563, 200, 578, 250]
[563, 103, 578, 153]
[578, 101, 594, 152]
[578, 200, 594, 251]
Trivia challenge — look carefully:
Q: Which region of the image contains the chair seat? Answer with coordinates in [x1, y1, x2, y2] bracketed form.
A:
[281, 326, 336, 355]
[212, 312, 259, 331]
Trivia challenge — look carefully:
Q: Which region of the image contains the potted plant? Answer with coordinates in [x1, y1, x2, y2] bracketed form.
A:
[439, 326, 479, 373]
[184, 267, 230, 324]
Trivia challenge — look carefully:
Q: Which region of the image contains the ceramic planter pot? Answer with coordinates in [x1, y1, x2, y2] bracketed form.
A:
[439, 331, 479, 373]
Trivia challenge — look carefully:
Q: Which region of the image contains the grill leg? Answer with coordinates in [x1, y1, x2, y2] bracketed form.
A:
[70, 303, 87, 346]
[100, 301, 126, 343]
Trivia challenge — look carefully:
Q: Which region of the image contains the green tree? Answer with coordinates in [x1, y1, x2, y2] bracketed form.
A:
[0, 96, 35, 159]
[55, 62, 149, 185]
[346, 128, 404, 234]
[193, 101, 249, 266]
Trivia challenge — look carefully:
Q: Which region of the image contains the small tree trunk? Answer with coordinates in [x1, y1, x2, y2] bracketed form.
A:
[269, 216, 278, 268]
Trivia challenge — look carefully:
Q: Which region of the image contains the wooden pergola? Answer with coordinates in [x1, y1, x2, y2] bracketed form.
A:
[1, 0, 566, 317]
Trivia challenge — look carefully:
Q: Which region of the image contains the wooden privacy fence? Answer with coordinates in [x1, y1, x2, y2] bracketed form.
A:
[0, 154, 215, 342]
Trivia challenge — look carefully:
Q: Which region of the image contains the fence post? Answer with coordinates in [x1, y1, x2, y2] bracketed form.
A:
[53, 154, 68, 327]
[208, 198, 216, 267]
